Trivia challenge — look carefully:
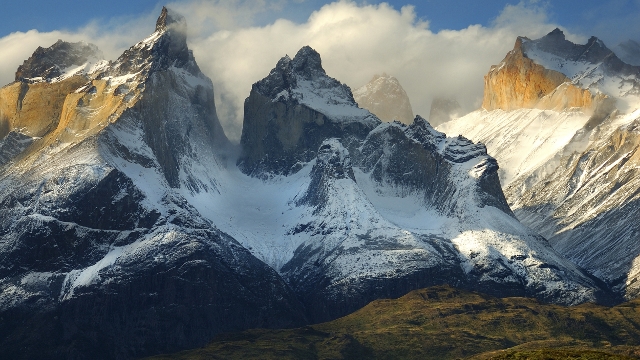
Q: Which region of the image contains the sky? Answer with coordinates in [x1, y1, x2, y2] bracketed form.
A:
[1, 0, 639, 141]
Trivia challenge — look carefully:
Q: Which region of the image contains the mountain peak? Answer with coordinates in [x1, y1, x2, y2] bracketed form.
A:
[108, 6, 199, 77]
[15, 39, 104, 83]
[546, 28, 566, 40]
[155, 6, 186, 33]
[291, 45, 325, 78]
[353, 73, 414, 124]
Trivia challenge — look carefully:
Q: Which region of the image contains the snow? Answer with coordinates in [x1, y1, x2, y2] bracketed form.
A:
[0, 20, 607, 311]
[438, 108, 593, 185]
[171, 66, 212, 89]
[50, 58, 108, 83]
[292, 78, 378, 126]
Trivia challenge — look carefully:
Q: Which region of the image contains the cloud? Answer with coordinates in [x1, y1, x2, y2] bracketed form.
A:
[0, 12, 155, 88]
[0, 0, 577, 142]
[183, 0, 571, 141]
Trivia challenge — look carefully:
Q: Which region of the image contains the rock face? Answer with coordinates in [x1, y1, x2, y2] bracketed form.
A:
[482, 35, 600, 112]
[353, 73, 414, 124]
[0, 19, 618, 358]
[230, 46, 610, 323]
[0, 7, 306, 360]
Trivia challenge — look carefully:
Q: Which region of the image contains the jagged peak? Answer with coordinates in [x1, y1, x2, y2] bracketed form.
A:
[155, 6, 186, 33]
[15, 39, 104, 83]
[522, 28, 618, 65]
[295, 139, 355, 208]
[545, 28, 566, 41]
[290, 45, 326, 79]
[254, 45, 352, 102]
[107, 6, 200, 77]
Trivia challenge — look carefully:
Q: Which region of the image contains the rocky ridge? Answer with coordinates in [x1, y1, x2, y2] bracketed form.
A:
[232, 46, 610, 322]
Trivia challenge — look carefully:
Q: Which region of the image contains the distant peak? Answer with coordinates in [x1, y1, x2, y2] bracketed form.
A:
[155, 6, 186, 33]
[547, 28, 566, 40]
[15, 40, 103, 82]
[587, 36, 604, 47]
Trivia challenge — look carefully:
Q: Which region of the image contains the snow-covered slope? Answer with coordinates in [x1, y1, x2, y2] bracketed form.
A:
[439, 108, 593, 185]
[15, 39, 107, 83]
[0, 17, 620, 358]
[507, 109, 640, 299]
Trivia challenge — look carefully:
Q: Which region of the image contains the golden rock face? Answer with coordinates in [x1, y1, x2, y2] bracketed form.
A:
[482, 38, 596, 112]
[0, 74, 143, 168]
[0, 77, 88, 139]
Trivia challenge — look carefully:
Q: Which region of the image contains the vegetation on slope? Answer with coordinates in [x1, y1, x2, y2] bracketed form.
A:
[146, 285, 640, 359]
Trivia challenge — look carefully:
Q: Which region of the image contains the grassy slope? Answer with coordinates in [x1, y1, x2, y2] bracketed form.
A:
[145, 286, 640, 360]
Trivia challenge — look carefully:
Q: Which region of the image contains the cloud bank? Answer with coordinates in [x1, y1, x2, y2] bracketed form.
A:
[0, 0, 587, 142]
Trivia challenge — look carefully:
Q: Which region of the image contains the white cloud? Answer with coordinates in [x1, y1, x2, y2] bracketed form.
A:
[0, 0, 576, 142]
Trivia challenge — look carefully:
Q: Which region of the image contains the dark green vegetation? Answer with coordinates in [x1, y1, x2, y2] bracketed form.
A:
[146, 286, 640, 359]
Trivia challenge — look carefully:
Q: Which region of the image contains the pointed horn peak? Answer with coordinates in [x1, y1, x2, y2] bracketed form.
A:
[155, 6, 186, 33]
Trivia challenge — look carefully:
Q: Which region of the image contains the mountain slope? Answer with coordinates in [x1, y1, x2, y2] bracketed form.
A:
[439, 29, 640, 299]
[0, 8, 306, 359]
[0, 17, 621, 359]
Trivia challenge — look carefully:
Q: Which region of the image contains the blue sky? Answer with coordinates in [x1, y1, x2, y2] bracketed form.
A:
[2, 0, 639, 41]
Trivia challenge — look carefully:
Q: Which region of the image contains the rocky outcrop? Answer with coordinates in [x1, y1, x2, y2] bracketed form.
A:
[482, 36, 596, 111]
[353, 73, 414, 124]
[0, 76, 87, 140]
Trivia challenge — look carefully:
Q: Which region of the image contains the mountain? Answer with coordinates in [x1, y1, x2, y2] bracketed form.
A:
[0, 14, 619, 359]
[615, 39, 640, 66]
[353, 73, 414, 124]
[233, 45, 610, 322]
[0, 7, 306, 359]
[15, 39, 106, 83]
[439, 29, 640, 299]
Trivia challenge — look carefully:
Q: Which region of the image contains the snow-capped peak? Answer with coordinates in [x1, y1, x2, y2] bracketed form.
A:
[14, 40, 105, 84]
[252, 45, 377, 125]
[104, 7, 200, 79]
